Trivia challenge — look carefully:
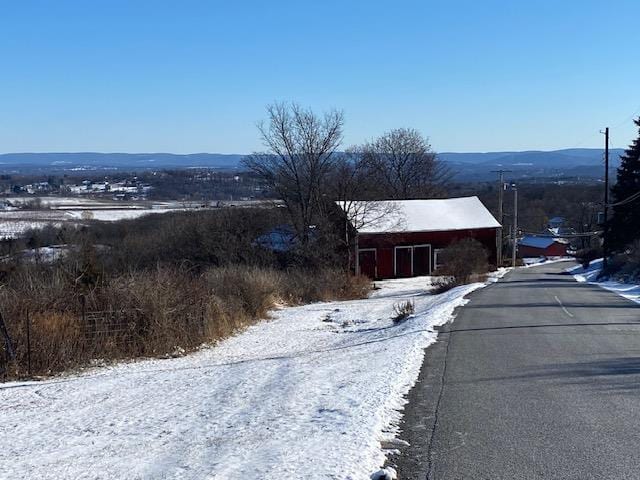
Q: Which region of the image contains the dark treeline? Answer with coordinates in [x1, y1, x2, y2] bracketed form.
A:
[8, 204, 352, 273]
[0, 206, 368, 379]
[140, 170, 267, 201]
[605, 118, 640, 279]
[0, 170, 269, 202]
[458, 183, 604, 234]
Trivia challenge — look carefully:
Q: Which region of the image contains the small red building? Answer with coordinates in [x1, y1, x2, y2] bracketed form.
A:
[338, 197, 500, 279]
[518, 236, 568, 258]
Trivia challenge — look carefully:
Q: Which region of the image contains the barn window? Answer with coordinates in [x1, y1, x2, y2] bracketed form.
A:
[433, 248, 443, 271]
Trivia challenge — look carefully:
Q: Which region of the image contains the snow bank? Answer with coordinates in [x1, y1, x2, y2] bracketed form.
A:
[522, 256, 574, 267]
[567, 259, 640, 304]
[0, 274, 498, 479]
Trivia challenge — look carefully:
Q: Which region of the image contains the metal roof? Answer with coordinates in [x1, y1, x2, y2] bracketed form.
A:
[518, 236, 560, 249]
[337, 196, 500, 234]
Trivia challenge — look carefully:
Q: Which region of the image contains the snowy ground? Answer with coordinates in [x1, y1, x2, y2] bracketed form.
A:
[0, 204, 182, 238]
[0, 273, 504, 480]
[567, 258, 640, 304]
[522, 256, 574, 267]
[64, 208, 176, 221]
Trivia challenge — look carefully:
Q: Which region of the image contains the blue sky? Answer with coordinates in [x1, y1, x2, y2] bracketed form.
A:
[0, 0, 638, 153]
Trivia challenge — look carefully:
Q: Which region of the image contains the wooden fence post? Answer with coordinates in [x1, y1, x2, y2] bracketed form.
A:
[0, 311, 15, 362]
[25, 309, 31, 377]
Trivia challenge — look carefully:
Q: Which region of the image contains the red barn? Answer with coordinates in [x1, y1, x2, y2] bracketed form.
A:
[518, 236, 568, 258]
[339, 197, 500, 279]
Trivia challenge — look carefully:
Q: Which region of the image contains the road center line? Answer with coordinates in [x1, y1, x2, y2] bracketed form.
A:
[554, 295, 574, 318]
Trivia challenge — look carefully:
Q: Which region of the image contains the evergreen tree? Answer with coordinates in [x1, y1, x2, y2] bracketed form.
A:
[608, 117, 640, 251]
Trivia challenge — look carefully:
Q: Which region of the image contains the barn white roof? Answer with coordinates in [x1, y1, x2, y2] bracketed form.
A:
[337, 196, 500, 234]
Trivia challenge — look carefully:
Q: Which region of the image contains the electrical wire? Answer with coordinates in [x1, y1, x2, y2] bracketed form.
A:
[569, 105, 639, 149]
[606, 190, 640, 207]
[612, 104, 640, 130]
[520, 231, 602, 238]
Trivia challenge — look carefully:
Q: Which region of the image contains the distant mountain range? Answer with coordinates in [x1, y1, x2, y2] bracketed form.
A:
[0, 148, 626, 181]
[0, 152, 245, 171]
[439, 148, 624, 167]
[439, 148, 624, 181]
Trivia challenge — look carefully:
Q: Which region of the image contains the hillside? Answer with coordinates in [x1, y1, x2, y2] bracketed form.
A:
[0, 148, 624, 180]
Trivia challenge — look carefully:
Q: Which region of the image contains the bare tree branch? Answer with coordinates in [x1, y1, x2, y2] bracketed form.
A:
[243, 102, 344, 245]
[358, 128, 447, 199]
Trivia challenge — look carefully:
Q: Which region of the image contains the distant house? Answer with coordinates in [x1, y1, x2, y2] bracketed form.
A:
[337, 196, 500, 279]
[255, 225, 298, 253]
[547, 216, 565, 229]
[518, 235, 568, 258]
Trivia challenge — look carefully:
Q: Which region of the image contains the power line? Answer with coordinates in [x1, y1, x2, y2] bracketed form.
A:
[612, 104, 640, 130]
[569, 104, 640, 149]
[606, 190, 640, 207]
[521, 231, 602, 238]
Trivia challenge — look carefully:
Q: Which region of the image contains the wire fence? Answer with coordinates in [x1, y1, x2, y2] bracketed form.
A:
[0, 296, 207, 379]
[0, 311, 16, 378]
[81, 308, 146, 353]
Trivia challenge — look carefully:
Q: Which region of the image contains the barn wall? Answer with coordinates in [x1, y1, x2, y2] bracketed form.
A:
[358, 227, 498, 279]
[519, 242, 567, 258]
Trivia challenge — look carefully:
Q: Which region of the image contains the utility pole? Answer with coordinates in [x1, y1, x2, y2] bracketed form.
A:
[603, 127, 610, 272]
[511, 184, 518, 267]
[492, 169, 512, 266]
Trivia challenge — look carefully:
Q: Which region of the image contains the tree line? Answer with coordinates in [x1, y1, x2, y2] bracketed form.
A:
[605, 117, 640, 277]
[243, 102, 448, 255]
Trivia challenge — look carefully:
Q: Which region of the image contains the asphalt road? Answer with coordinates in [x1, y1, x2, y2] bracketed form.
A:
[394, 262, 640, 480]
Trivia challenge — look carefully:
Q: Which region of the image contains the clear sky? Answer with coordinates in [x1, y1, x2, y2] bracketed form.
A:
[1, 0, 639, 154]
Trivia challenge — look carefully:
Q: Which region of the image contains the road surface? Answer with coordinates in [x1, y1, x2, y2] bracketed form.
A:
[395, 261, 640, 479]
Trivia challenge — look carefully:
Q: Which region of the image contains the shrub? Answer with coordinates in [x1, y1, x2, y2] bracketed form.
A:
[430, 277, 457, 294]
[438, 238, 489, 284]
[576, 246, 603, 269]
[606, 240, 640, 281]
[0, 207, 369, 380]
[0, 263, 371, 379]
[392, 300, 415, 323]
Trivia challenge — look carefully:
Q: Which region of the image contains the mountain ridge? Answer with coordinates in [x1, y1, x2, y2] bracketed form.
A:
[0, 149, 625, 179]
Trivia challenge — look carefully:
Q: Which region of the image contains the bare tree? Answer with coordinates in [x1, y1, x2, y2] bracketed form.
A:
[331, 151, 402, 269]
[359, 128, 449, 199]
[244, 102, 344, 245]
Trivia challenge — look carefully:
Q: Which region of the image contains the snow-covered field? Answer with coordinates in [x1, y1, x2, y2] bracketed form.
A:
[0, 274, 504, 480]
[7, 196, 116, 207]
[0, 202, 185, 238]
[64, 208, 176, 222]
[568, 258, 640, 304]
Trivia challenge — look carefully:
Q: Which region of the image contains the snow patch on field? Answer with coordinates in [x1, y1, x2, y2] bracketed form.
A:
[567, 259, 640, 304]
[65, 208, 174, 221]
[0, 275, 498, 479]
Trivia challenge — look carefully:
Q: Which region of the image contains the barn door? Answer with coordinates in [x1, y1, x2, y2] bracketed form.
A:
[394, 246, 413, 278]
[358, 249, 377, 279]
[413, 245, 432, 276]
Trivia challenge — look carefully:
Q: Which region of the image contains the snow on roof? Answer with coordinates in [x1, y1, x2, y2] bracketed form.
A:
[337, 196, 500, 234]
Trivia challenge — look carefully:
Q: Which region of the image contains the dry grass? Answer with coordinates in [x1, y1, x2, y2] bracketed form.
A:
[0, 264, 370, 379]
[430, 277, 458, 294]
[392, 300, 415, 324]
